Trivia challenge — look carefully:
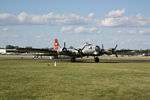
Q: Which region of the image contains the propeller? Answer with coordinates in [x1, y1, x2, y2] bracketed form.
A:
[111, 45, 118, 57]
[74, 44, 86, 57]
[114, 45, 117, 50]
[62, 42, 67, 52]
[102, 44, 104, 49]
[101, 44, 105, 52]
[78, 45, 86, 56]
[64, 42, 66, 48]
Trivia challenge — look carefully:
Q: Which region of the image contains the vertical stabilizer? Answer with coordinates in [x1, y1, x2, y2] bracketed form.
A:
[54, 39, 59, 50]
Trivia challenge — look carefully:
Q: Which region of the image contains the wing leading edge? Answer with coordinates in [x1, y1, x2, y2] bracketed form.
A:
[16, 48, 58, 56]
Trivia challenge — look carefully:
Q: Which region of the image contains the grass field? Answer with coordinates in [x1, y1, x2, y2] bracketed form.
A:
[0, 58, 150, 100]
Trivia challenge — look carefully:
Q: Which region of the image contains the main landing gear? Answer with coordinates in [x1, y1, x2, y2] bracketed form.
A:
[71, 57, 76, 62]
[94, 57, 99, 62]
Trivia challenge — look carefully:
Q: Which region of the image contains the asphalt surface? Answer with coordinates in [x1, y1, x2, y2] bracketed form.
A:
[1, 58, 150, 63]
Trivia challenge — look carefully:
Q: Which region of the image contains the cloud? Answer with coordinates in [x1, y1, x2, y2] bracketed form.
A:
[139, 28, 150, 34]
[103, 38, 150, 49]
[106, 8, 125, 18]
[74, 26, 101, 34]
[80, 38, 92, 43]
[110, 28, 150, 35]
[0, 34, 18, 39]
[88, 13, 95, 18]
[0, 13, 19, 25]
[120, 39, 150, 46]
[1, 27, 9, 31]
[1, 10, 150, 28]
[99, 16, 129, 27]
[60, 26, 73, 34]
[36, 35, 42, 39]
[60, 26, 101, 34]
[99, 9, 150, 27]
[117, 29, 137, 34]
[0, 12, 95, 26]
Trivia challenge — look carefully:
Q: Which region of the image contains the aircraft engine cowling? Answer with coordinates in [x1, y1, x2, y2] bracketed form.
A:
[106, 45, 118, 57]
[95, 46, 100, 52]
[62, 42, 68, 52]
[62, 48, 67, 52]
[93, 51, 99, 55]
[78, 49, 82, 54]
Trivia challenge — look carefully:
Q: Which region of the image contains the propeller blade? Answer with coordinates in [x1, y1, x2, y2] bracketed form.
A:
[114, 52, 118, 57]
[101, 44, 105, 53]
[115, 45, 117, 50]
[82, 45, 86, 50]
[64, 42, 66, 48]
[113, 45, 118, 57]
[102, 44, 104, 49]
[62, 42, 67, 52]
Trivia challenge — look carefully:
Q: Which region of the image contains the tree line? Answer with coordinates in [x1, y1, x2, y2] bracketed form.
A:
[2, 45, 74, 50]
[1, 45, 150, 55]
[117, 49, 150, 56]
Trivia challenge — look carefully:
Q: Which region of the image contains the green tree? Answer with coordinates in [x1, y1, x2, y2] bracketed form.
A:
[6, 45, 18, 49]
[69, 46, 74, 49]
[42, 48, 49, 50]
[25, 46, 32, 49]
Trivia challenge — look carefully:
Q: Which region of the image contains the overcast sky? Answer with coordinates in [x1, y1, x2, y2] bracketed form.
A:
[0, 0, 150, 49]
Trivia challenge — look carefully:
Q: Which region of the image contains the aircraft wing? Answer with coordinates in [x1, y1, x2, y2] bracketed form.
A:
[58, 50, 79, 57]
[17, 48, 58, 56]
[116, 49, 133, 53]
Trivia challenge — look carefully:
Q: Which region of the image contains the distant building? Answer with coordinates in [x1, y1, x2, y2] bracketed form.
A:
[0, 49, 6, 54]
[0, 49, 24, 54]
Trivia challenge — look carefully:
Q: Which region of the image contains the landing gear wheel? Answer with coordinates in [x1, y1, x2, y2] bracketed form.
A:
[71, 57, 76, 62]
[94, 57, 99, 63]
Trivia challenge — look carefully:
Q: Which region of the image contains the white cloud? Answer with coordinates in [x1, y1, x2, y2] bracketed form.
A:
[1, 27, 9, 31]
[117, 29, 137, 34]
[88, 13, 95, 18]
[120, 39, 150, 46]
[74, 27, 85, 33]
[100, 15, 150, 27]
[139, 28, 150, 34]
[99, 9, 150, 27]
[11, 34, 18, 38]
[74, 26, 101, 34]
[80, 38, 92, 43]
[36, 35, 42, 39]
[100, 16, 129, 27]
[106, 8, 125, 18]
[110, 29, 150, 35]
[103, 38, 150, 49]
[0, 13, 19, 25]
[0, 34, 18, 39]
[1, 10, 150, 28]
[60, 26, 101, 34]
[0, 12, 95, 26]
[60, 26, 73, 34]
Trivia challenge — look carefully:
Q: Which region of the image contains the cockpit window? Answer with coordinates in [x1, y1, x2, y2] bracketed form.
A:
[84, 42, 92, 46]
[89, 47, 92, 49]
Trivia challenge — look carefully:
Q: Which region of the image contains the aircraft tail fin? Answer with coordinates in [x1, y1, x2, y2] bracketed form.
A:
[54, 38, 59, 50]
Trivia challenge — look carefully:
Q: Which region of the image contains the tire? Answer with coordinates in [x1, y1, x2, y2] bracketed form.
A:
[94, 57, 99, 62]
[71, 57, 76, 62]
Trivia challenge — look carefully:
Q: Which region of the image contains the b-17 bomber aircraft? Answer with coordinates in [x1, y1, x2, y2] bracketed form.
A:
[17, 39, 118, 62]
